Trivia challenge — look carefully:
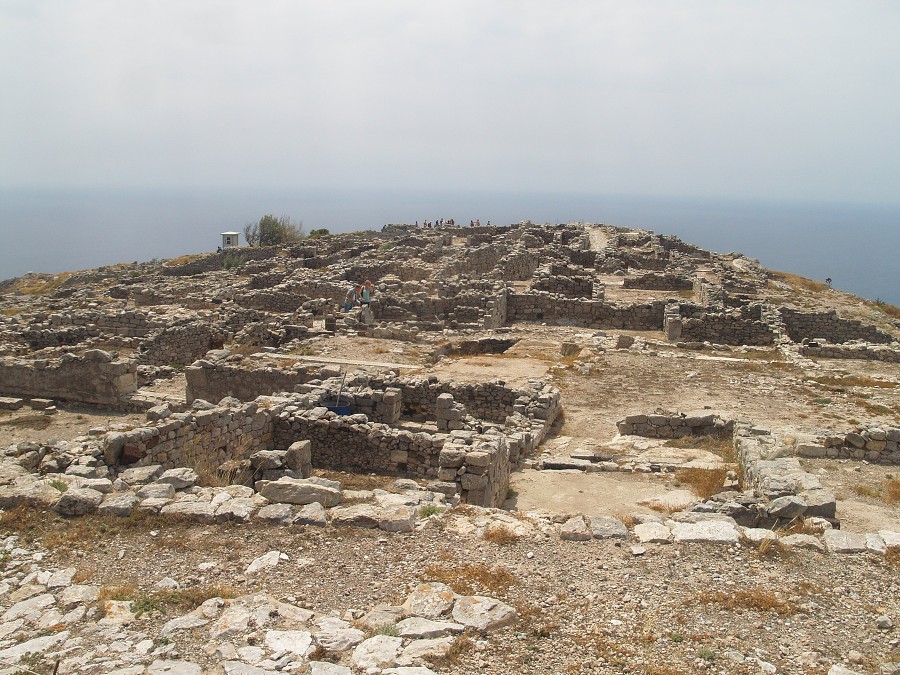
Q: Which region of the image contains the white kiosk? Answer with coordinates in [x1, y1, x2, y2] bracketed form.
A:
[220, 232, 240, 249]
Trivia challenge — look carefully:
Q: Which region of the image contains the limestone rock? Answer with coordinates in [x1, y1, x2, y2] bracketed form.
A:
[246, 551, 282, 575]
[633, 522, 672, 543]
[137, 482, 176, 500]
[309, 663, 352, 675]
[146, 661, 203, 675]
[780, 534, 825, 551]
[53, 487, 103, 516]
[156, 467, 199, 489]
[671, 520, 740, 544]
[767, 495, 807, 519]
[257, 477, 342, 507]
[160, 500, 217, 522]
[329, 503, 381, 528]
[559, 515, 592, 541]
[402, 582, 456, 619]
[588, 515, 628, 539]
[451, 595, 518, 631]
[264, 629, 313, 656]
[824, 530, 867, 554]
[98, 491, 140, 517]
[256, 503, 295, 525]
[313, 626, 366, 652]
[351, 635, 403, 671]
[396, 616, 465, 638]
[293, 501, 327, 527]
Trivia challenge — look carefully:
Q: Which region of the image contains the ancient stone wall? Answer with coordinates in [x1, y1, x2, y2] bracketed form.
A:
[137, 324, 219, 367]
[780, 308, 895, 344]
[531, 264, 594, 298]
[0, 351, 137, 406]
[798, 342, 900, 363]
[671, 312, 775, 346]
[623, 273, 694, 291]
[616, 412, 732, 438]
[796, 425, 900, 464]
[506, 294, 665, 330]
[185, 360, 322, 403]
[103, 399, 277, 469]
[494, 247, 540, 281]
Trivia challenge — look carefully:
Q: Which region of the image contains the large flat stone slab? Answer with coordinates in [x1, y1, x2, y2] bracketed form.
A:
[671, 520, 740, 544]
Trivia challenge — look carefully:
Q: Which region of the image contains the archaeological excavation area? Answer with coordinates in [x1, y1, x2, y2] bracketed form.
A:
[0, 221, 899, 674]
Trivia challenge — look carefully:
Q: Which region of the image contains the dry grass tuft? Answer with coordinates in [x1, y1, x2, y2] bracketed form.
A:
[866, 298, 900, 320]
[768, 270, 829, 293]
[674, 467, 728, 499]
[98, 584, 137, 602]
[851, 484, 881, 499]
[481, 524, 522, 545]
[885, 479, 900, 505]
[780, 518, 828, 536]
[810, 375, 897, 390]
[422, 563, 518, 597]
[695, 587, 797, 616]
[614, 512, 637, 527]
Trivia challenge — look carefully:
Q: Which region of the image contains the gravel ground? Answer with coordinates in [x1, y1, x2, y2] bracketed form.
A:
[2, 505, 898, 675]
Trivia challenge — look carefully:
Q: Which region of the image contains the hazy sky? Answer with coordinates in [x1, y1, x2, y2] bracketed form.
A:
[1, 1, 899, 203]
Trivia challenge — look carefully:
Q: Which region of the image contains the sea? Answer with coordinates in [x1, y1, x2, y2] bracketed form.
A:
[0, 187, 897, 305]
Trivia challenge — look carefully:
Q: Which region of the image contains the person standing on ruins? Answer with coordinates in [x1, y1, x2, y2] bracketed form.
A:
[361, 279, 373, 306]
[343, 284, 359, 311]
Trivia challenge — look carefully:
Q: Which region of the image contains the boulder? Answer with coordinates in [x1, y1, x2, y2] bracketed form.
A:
[671, 520, 740, 544]
[257, 477, 342, 507]
[588, 515, 628, 539]
[559, 516, 592, 541]
[451, 595, 518, 631]
[53, 487, 103, 516]
[402, 583, 456, 619]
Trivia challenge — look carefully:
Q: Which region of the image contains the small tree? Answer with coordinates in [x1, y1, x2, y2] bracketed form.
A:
[308, 228, 330, 239]
[243, 214, 304, 246]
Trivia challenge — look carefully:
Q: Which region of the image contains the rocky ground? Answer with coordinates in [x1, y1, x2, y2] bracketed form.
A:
[0, 499, 898, 675]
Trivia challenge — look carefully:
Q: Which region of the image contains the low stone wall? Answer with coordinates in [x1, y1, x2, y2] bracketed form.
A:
[780, 308, 896, 344]
[616, 412, 732, 438]
[506, 294, 665, 330]
[796, 425, 900, 464]
[185, 359, 323, 403]
[667, 312, 775, 346]
[623, 273, 693, 291]
[0, 350, 137, 406]
[799, 342, 900, 363]
[103, 398, 278, 469]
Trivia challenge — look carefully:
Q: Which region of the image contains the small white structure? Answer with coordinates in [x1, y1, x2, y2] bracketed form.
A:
[220, 232, 240, 249]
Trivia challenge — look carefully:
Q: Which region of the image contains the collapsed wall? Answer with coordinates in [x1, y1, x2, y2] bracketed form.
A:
[798, 341, 900, 363]
[0, 350, 137, 406]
